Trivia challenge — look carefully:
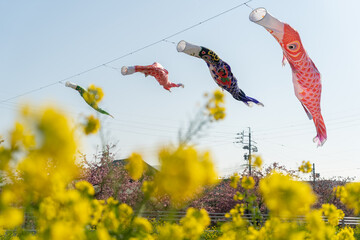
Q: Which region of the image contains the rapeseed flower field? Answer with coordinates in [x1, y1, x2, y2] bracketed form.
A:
[0, 89, 359, 239]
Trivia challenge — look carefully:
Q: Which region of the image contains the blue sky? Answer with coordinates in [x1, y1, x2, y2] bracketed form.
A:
[1, 0, 359, 180]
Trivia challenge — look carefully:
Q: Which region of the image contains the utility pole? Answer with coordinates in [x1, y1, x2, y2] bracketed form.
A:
[312, 163, 315, 185]
[248, 129, 252, 176]
[234, 127, 258, 176]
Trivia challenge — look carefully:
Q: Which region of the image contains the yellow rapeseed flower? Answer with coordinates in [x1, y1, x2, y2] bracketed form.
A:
[205, 89, 226, 121]
[50, 221, 85, 240]
[83, 115, 100, 135]
[39, 197, 58, 222]
[233, 191, 244, 201]
[91, 199, 105, 226]
[335, 226, 355, 240]
[241, 176, 255, 190]
[100, 201, 134, 233]
[219, 204, 247, 240]
[157, 223, 184, 240]
[133, 217, 153, 234]
[299, 161, 312, 173]
[253, 155, 263, 169]
[180, 208, 210, 240]
[230, 173, 240, 189]
[209, 106, 226, 121]
[0, 146, 12, 171]
[337, 182, 360, 214]
[0, 105, 85, 240]
[10, 122, 35, 149]
[141, 180, 156, 197]
[306, 210, 335, 240]
[259, 171, 316, 217]
[0, 208, 23, 229]
[125, 152, 147, 180]
[213, 89, 225, 104]
[37, 107, 77, 160]
[83, 84, 104, 107]
[154, 146, 218, 205]
[321, 203, 344, 226]
[10, 106, 79, 205]
[96, 227, 115, 240]
[247, 218, 306, 240]
[334, 186, 345, 199]
[1, 190, 16, 206]
[75, 180, 95, 196]
[88, 84, 104, 103]
[118, 203, 134, 225]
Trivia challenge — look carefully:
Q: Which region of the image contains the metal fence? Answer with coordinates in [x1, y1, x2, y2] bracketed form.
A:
[17, 211, 360, 233]
[141, 211, 360, 226]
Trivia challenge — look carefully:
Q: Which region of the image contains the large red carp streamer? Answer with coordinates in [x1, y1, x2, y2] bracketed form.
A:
[250, 8, 327, 146]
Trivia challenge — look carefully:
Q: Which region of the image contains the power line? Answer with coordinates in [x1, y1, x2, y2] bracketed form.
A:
[0, 0, 253, 105]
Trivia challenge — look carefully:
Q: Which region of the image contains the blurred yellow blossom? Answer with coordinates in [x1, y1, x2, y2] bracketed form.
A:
[241, 176, 255, 190]
[141, 180, 156, 197]
[299, 161, 312, 173]
[321, 203, 344, 226]
[213, 89, 225, 104]
[90, 199, 105, 226]
[306, 210, 335, 240]
[1, 190, 16, 206]
[154, 146, 218, 205]
[83, 84, 104, 106]
[220, 204, 247, 240]
[10, 106, 79, 205]
[106, 197, 119, 206]
[246, 217, 306, 240]
[335, 226, 355, 240]
[233, 191, 244, 201]
[259, 171, 316, 217]
[180, 208, 210, 240]
[118, 203, 134, 225]
[126, 152, 147, 180]
[266, 218, 305, 240]
[157, 223, 184, 240]
[10, 122, 35, 149]
[100, 202, 133, 233]
[209, 106, 226, 121]
[253, 155, 263, 169]
[83, 115, 100, 135]
[230, 173, 240, 189]
[97, 227, 115, 240]
[206, 89, 226, 121]
[75, 180, 95, 196]
[133, 217, 153, 234]
[38, 197, 58, 222]
[336, 182, 360, 214]
[334, 186, 346, 199]
[50, 221, 85, 240]
[0, 208, 23, 229]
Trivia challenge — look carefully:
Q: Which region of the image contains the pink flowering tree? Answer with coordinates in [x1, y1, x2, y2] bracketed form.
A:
[311, 176, 355, 216]
[81, 144, 173, 211]
[82, 145, 143, 207]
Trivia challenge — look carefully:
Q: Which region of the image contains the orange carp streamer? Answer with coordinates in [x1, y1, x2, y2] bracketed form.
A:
[121, 62, 184, 92]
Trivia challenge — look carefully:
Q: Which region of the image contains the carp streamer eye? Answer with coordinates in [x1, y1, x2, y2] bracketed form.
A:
[287, 41, 300, 52]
